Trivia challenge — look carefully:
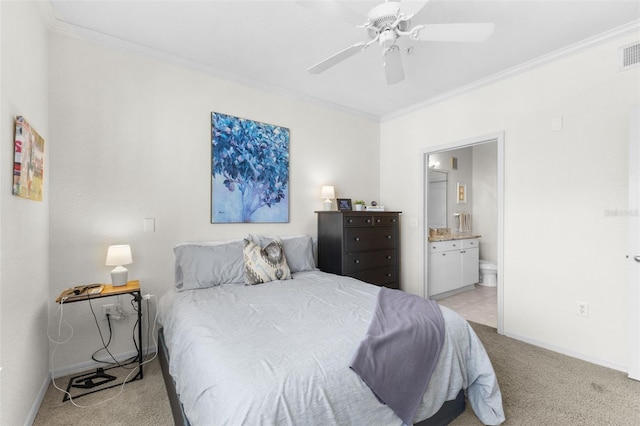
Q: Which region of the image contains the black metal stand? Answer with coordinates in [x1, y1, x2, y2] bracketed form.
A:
[61, 289, 144, 401]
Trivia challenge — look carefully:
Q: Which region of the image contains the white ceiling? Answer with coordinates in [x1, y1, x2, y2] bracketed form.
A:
[48, 0, 640, 120]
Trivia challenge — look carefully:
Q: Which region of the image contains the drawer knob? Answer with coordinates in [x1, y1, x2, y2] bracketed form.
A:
[348, 219, 353, 223]
[386, 235, 392, 239]
[355, 237, 360, 242]
[387, 255, 392, 260]
[376, 219, 381, 223]
[386, 273, 392, 277]
[354, 259, 360, 264]
[366, 219, 371, 223]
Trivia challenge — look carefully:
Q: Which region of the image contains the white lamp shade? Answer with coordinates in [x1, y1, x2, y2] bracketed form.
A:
[321, 185, 335, 199]
[105, 245, 132, 266]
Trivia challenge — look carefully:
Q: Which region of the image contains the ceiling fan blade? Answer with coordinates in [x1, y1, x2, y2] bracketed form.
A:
[414, 23, 495, 43]
[399, 0, 431, 17]
[307, 42, 368, 74]
[383, 46, 404, 85]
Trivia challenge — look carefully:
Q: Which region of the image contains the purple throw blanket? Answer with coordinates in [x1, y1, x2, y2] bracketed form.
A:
[350, 287, 445, 425]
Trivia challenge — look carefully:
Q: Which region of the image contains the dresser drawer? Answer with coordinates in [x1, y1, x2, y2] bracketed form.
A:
[372, 215, 399, 226]
[346, 227, 397, 252]
[343, 214, 399, 227]
[344, 250, 397, 272]
[344, 215, 374, 227]
[349, 267, 398, 288]
[428, 240, 462, 253]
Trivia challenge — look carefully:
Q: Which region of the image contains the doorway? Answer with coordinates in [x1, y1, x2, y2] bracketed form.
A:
[422, 132, 504, 334]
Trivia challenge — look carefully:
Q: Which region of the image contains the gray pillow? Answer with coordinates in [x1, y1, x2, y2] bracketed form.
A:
[250, 235, 316, 273]
[174, 241, 244, 291]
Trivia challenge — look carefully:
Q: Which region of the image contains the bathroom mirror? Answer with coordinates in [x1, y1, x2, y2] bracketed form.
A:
[427, 169, 448, 229]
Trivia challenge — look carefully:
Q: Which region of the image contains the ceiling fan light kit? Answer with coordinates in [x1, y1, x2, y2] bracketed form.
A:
[306, 0, 496, 85]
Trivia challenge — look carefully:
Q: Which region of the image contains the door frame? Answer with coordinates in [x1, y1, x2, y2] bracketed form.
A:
[421, 131, 505, 334]
[629, 105, 639, 380]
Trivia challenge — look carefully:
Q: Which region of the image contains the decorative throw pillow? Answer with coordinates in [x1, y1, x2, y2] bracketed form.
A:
[246, 234, 316, 273]
[243, 238, 292, 285]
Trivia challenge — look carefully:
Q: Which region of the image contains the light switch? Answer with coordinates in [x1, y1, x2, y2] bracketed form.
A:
[143, 218, 155, 233]
[408, 217, 418, 227]
[551, 116, 563, 131]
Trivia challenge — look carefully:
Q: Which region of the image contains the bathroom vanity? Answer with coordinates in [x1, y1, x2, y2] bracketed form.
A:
[428, 235, 480, 299]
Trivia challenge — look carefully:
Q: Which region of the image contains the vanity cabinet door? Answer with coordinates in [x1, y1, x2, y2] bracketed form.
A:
[428, 237, 480, 297]
[461, 246, 479, 286]
[429, 249, 461, 295]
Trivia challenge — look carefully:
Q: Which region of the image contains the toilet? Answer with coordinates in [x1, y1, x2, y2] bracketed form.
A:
[479, 260, 497, 287]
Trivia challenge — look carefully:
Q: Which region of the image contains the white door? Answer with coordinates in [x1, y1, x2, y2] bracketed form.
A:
[629, 105, 640, 381]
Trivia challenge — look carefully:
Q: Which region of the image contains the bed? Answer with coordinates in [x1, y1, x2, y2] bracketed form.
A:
[157, 235, 505, 425]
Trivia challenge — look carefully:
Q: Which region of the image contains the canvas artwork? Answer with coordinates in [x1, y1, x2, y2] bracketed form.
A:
[13, 116, 45, 201]
[211, 112, 289, 223]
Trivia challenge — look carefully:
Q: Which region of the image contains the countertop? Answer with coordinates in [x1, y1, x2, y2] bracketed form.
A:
[428, 234, 481, 242]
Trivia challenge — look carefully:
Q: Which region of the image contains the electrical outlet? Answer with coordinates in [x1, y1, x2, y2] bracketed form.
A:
[102, 304, 115, 317]
[577, 301, 589, 317]
[102, 303, 125, 320]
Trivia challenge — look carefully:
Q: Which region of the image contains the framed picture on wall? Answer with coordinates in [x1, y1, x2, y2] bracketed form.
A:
[337, 198, 352, 211]
[211, 112, 289, 223]
[13, 116, 45, 201]
[457, 182, 467, 204]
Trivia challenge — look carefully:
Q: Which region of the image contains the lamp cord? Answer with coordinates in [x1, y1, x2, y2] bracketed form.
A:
[49, 294, 159, 408]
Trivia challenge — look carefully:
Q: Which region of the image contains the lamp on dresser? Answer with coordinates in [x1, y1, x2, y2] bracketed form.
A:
[105, 244, 132, 286]
[321, 185, 335, 211]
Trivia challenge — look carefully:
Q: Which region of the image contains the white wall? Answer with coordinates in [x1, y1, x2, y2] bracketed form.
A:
[0, 1, 50, 424]
[381, 32, 640, 369]
[48, 31, 380, 369]
[472, 142, 498, 262]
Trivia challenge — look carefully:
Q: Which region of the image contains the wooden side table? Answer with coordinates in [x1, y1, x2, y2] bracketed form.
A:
[55, 280, 143, 401]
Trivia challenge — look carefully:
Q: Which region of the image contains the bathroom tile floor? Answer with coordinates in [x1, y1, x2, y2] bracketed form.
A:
[437, 284, 497, 328]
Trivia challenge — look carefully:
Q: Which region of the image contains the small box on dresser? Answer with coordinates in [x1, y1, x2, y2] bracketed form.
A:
[316, 211, 401, 289]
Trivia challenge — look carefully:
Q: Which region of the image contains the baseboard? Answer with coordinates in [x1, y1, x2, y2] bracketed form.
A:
[430, 284, 475, 301]
[503, 331, 627, 373]
[50, 344, 157, 379]
[26, 373, 51, 426]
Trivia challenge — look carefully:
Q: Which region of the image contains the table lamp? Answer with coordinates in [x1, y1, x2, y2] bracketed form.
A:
[105, 244, 132, 286]
[321, 185, 335, 211]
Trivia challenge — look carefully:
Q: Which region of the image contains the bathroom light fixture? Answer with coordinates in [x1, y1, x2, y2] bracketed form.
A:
[105, 244, 132, 286]
[321, 186, 335, 211]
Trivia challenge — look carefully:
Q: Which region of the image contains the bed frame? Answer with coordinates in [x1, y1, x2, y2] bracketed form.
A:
[158, 328, 465, 426]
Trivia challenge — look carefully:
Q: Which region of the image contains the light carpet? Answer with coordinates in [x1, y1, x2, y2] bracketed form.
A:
[33, 323, 640, 425]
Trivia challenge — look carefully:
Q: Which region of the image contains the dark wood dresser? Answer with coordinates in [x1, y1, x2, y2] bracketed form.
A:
[316, 211, 401, 289]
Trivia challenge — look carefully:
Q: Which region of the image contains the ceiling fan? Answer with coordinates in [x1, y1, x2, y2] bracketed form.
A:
[306, 0, 495, 85]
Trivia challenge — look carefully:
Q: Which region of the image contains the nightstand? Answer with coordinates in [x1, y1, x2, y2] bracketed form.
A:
[55, 280, 143, 401]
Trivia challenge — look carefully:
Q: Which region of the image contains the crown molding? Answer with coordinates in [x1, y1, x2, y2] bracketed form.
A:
[46, 12, 639, 124]
[381, 19, 640, 123]
[46, 17, 380, 122]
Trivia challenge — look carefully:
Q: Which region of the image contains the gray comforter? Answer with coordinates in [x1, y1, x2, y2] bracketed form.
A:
[158, 270, 505, 425]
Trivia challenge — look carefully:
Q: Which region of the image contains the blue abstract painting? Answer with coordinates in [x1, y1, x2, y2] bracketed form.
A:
[211, 112, 289, 223]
